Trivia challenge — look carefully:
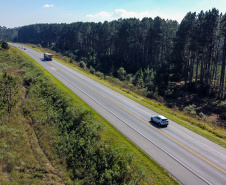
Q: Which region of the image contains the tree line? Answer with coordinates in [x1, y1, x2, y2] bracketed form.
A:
[0, 26, 18, 41]
[2, 8, 226, 99]
[13, 17, 178, 74]
[171, 9, 226, 99]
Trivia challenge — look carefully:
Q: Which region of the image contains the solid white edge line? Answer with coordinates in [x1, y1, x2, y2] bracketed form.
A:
[51, 54, 226, 160]
[50, 66, 211, 185]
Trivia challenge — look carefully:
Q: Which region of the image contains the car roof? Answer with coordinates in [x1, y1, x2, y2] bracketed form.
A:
[158, 115, 167, 119]
[44, 53, 52, 55]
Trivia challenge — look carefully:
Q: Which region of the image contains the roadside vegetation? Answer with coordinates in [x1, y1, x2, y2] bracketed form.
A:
[9, 8, 225, 148]
[0, 43, 178, 184]
[1, 5, 226, 185]
[20, 43, 226, 148]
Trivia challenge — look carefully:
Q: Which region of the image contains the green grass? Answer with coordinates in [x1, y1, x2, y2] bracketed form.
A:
[0, 48, 72, 184]
[11, 44, 178, 184]
[17, 43, 226, 148]
[91, 79, 226, 147]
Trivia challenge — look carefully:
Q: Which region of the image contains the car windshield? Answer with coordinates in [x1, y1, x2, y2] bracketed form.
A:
[162, 119, 168, 121]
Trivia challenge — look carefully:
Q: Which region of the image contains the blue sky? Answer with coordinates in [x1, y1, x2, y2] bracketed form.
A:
[1, 0, 226, 28]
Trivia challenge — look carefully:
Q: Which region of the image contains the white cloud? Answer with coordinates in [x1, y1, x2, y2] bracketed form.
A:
[87, 11, 113, 19]
[113, 9, 151, 19]
[43, 4, 54, 8]
[86, 9, 185, 22]
[86, 9, 150, 21]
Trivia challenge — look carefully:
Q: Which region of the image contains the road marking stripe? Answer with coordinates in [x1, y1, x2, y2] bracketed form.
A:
[51, 67, 212, 185]
[51, 61, 226, 174]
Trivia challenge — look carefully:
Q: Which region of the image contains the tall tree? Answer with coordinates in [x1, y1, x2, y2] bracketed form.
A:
[219, 13, 226, 99]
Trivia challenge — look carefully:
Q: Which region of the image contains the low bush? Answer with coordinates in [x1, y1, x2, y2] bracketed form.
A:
[112, 78, 121, 85]
[79, 61, 86, 68]
[147, 88, 159, 100]
[96, 71, 104, 79]
[126, 74, 132, 82]
[89, 65, 95, 74]
[183, 104, 197, 116]
[1, 41, 9, 50]
[105, 75, 111, 81]
[0, 47, 151, 184]
[69, 58, 74, 63]
[198, 111, 207, 120]
[127, 83, 134, 89]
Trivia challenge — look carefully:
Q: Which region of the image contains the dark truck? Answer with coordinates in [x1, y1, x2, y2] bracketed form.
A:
[44, 53, 52, 61]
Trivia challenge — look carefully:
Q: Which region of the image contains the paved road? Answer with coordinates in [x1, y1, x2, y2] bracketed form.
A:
[11, 44, 226, 185]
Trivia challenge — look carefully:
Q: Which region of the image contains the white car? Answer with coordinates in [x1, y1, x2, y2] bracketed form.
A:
[151, 115, 169, 127]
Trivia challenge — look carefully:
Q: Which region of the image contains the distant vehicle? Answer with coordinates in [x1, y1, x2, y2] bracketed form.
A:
[24, 48, 26, 50]
[44, 53, 52, 61]
[151, 115, 169, 127]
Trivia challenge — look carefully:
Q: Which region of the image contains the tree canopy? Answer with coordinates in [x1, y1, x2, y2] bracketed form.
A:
[1, 9, 226, 99]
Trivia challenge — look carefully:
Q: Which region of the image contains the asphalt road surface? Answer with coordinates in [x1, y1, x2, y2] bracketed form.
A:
[10, 44, 226, 185]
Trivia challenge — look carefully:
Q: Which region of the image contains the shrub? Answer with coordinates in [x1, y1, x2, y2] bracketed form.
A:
[105, 75, 111, 81]
[126, 74, 132, 82]
[112, 78, 121, 85]
[174, 105, 179, 111]
[132, 68, 144, 86]
[79, 61, 86, 68]
[183, 104, 197, 116]
[139, 87, 148, 94]
[96, 71, 104, 78]
[198, 112, 207, 120]
[165, 89, 175, 98]
[0, 46, 149, 184]
[90, 66, 95, 74]
[147, 88, 159, 99]
[166, 99, 176, 108]
[127, 83, 134, 89]
[117, 67, 126, 80]
[157, 96, 164, 103]
[69, 58, 74, 63]
[1, 41, 9, 50]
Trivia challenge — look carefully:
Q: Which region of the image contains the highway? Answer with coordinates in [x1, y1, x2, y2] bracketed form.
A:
[11, 44, 226, 185]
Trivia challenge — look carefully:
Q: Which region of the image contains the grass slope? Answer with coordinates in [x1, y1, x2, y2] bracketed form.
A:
[0, 47, 71, 184]
[2, 45, 178, 184]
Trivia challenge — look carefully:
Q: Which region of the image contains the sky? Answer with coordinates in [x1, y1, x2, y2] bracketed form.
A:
[1, 0, 226, 28]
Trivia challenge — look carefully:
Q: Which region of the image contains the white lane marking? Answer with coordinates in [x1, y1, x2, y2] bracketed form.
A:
[52, 60, 226, 160]
[51, 67, 211, 185]
[19, 45, 214, 184]
[19, 44, 226, 161]
[49, 67, 57, 71]
[169, 125, 226, 159]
